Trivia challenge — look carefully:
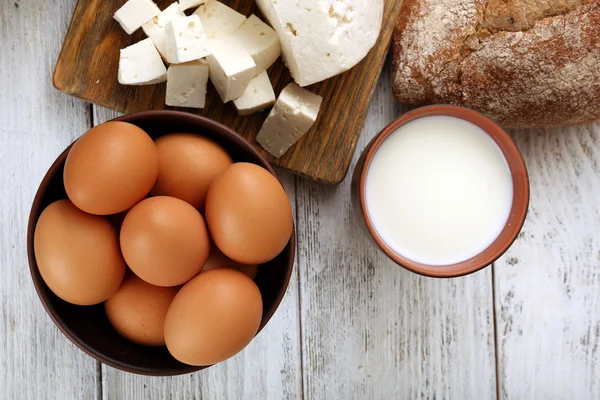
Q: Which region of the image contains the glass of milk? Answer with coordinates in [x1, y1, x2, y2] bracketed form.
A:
[352, 105, 529, 278]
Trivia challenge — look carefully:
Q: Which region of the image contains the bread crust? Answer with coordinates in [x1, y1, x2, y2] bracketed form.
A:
[393, 0, 600, 128]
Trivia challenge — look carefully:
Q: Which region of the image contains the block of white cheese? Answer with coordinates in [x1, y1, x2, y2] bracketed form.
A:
[256, 83, 323, 157]
[255, 0, 384, 86]
[179, 0, 204, 11]
[233, 71, 276, 116]
[166, 60, 209, 108]
[193, 0, 246, 39]
[142, 3, 185, 60]
[114, 0, 161, 35]
[164, 15, 212, 64]
[232, 15, 281, 76]
[206, 39, 256, 103]
[118, 38, 167, 85]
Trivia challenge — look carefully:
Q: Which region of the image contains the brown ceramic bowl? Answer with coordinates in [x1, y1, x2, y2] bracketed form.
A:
[352, 105, 529, 278]
[27, 111, 296, 375]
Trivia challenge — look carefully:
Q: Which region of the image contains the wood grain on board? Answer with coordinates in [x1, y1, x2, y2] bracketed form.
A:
[53, 0, 404, 184]
[93, 106, 302, 400]
[294, 60, 498, 399]
[0, 0, 98, 399]
[494, 124, 600, 399]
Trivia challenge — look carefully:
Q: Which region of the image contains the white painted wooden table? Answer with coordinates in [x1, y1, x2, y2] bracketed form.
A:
[2, 1, 599, 399]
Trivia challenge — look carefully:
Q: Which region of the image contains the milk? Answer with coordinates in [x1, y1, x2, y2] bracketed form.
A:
[365, 115, 514, 266]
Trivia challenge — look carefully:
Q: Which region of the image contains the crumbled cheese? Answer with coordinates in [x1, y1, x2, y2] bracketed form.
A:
[114, 0, 161, 35]
[179, 0, 205, 11]
[233, 14, 281, 76]
[193, 0, 246, 39]
[166, 60, 210, 108]
[233, 71, 276, 116]
[164, 15, 212, 64]
[142, 3, 186, 60]
[255, 0, 384, 86]
[205, 38, 256, 103]
[118, 38, 167, 85]
[256, 83, 323, 157]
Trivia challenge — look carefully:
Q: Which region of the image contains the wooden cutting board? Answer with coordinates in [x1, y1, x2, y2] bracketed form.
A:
[53, 0, 403, 184]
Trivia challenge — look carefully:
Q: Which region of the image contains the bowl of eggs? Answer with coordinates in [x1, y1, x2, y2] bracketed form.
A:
[27, 111, 295, 375]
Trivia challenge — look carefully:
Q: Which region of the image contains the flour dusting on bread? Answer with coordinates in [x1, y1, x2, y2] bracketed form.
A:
[393, 0, 600, 127]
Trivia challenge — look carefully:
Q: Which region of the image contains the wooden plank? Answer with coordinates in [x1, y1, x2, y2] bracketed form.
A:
[494, 124, 600, 399]
[53, 0, 404, 184]
[94, 106, 302, 400]
[0, 0, 98, 398]
[295, 58, 498, 399]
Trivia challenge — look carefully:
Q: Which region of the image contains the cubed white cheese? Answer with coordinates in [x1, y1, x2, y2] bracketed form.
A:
[164, 15, 212, 64]
[256, 83, 323, 157]
[114, 0, 161, 35]
[179, 0, 205, 11]
[118, 38, 167, 85]
[142, 3, 185, 60]
[193, 0, 246, 39]
[255, 0, 384, 86]
[206, 39, 256, 103]
[233, 71, 276, 116]
[232, 14, 281, 76]
[166, 60, 209, 108]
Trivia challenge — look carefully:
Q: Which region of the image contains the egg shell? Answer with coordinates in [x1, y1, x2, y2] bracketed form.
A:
[105, 273, 179, 347]
[33, 199, 126, 306]
[164, 269, 263, 366]
[205, 162, 293, 264]
[151, 133, 233, 212]
[202, 248, 259, 280]
[120, 196, 211, 287]
[64, 121, 158, 215]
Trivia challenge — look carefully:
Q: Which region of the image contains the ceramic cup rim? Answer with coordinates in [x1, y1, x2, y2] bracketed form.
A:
[358, 105, 530, 278]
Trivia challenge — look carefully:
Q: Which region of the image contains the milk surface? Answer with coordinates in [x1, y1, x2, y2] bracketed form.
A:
[365, 116, 514, 266]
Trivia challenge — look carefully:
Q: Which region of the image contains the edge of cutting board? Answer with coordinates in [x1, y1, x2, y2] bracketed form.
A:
[53, 0, 404, 184]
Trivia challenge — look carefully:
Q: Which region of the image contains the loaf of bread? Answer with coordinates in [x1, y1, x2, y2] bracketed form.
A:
[393, 0, 600, 128]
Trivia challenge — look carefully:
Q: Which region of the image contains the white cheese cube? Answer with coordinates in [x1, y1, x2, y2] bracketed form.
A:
[118, 38, 167, 85]
[256, 83, 322, 157]
[233, 71, 276, 116]
[232, 15, 281, 76]
[114, 0, 161, 35]
[166, 60, 209, 108]
[206, 39, 256, 103]
[164, 15, 212, 64]
[193, 0, 246, 39]
[142, 3, 186, 60]
[255, 0, 384, 86]
[179, 0, 205, 11]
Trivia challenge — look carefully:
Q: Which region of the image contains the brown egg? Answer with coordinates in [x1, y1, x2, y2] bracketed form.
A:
[205, 163, 293, 264]
[33, 200, 126, 305]
[105, 273, 179, 346]
[120, 196, 210, 287]
[202, 248, 259, 280]
[64, 121, 158, 215]
[164, 269, 263, 366]
[152, 133, 232, 212]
